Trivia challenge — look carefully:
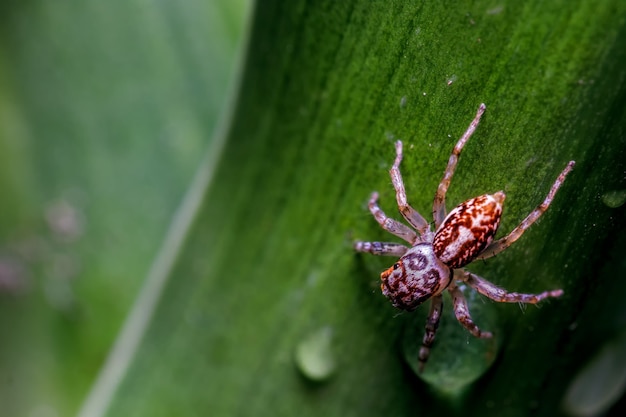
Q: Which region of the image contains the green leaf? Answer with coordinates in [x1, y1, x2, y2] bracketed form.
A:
[84, 0, 626, 416]
[4, 0, 625, 416]
[83, 0, 626, 416]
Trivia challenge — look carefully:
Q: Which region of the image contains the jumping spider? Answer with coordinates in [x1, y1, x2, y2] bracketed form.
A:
[354, 104, 575, 371]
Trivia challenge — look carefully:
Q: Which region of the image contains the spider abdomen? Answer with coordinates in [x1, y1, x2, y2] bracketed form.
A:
[433, 192, 505, 269]
[380, 243, 452, 311]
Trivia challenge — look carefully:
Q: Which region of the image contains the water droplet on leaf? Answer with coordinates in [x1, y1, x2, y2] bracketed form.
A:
[601, 190, 626, 208]
[295, 326, 336, 382]
[562, 330, 626, 416]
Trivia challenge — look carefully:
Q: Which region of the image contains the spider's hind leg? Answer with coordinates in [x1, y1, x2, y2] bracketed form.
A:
[448, 280, 493, 338]
[477, 160, 575, 261]
[458, 270, 563, 303]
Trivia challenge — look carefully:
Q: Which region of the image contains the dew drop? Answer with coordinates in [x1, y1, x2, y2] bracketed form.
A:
[601, 189, 626, 208]
[295, 326, 336, 382]
[562, 330, 626, 416]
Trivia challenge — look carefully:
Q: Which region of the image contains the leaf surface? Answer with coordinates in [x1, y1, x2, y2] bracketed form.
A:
[99, 1, 626, 416]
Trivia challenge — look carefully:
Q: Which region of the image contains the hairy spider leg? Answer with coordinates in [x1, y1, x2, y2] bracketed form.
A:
[418, 294, 443, 373]
[433, 104, 487, 228]
[390, 141, 431, 236]
[448, 281, 494, 338]
[353, 241, 408, 257]
[353, 192, 412, 256]
[476, 160, 575, 260]
[365, 191, 417, 244]
[458, 270, 564, 303]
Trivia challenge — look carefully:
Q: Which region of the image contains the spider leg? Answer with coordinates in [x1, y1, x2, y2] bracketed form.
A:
[353, 241, 408, 257]
[476, 161, 575, 260]
[390, 141, 430, 235]
[447, 280, 493, 338]
[365, 191, 417, 244]
[433, 104, 486, 228]
[418, 294, 443, 372]
[458, 269, 564, 303]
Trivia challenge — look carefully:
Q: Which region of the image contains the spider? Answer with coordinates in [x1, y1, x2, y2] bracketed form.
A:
[354, 103, 575, 372]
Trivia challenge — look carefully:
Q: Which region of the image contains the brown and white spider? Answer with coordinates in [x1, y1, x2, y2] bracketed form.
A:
[354, 103, 575, 372]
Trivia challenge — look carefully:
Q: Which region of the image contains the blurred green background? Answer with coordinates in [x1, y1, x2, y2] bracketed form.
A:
[1, 1, 626, 417]
[0, 1, 249, 415]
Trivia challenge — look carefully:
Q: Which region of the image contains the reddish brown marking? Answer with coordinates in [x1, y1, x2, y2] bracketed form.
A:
[433, 194, 503, 268]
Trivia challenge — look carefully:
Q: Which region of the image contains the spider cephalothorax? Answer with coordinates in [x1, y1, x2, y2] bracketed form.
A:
[380, 243, 451, 311]
[354, 103, 574, 371]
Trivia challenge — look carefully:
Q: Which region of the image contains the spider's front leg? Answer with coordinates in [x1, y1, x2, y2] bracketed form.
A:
[458, 270, 563, 303]
[354, 192, 412, 256]
[363, 191, 417, 243]
[353, 241, 408, 257]
[418, 295, 443, 372]
[433, 104, 486, 227]
[390, 141, 430, 236]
